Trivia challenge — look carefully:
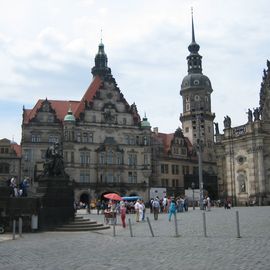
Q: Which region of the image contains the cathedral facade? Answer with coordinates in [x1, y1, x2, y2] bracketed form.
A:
[215, 61, 270, 206]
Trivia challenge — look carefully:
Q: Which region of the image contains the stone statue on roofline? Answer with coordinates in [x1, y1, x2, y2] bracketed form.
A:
[223, 115, 231, 129]
[253, 107, 260, 121]
[247, 109, 253, 122]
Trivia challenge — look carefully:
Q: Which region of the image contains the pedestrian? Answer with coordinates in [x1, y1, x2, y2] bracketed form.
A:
[120, 202, 127, 228]
[152, 198, 160, 220]
[10, 177, 19, 197]
[141, 200, 146, 221]
[134, 199, 140, 222]
[206, 196, 211, 211]
[168, 199, 176, 221]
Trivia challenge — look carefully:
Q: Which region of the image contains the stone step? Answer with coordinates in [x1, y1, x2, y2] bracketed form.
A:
[71, 218, 91, 223]
[54, 225, 110, 232]
[63, 222, 99, 228]
[54, 215, 110, 231]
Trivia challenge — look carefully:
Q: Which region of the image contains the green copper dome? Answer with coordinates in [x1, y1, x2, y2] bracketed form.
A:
[141, 114, 151, 129]
[64, 107, 75, 122]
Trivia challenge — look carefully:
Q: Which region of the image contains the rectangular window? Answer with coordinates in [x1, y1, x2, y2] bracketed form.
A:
[116, 153, 122, 165]
[128, 154, 137, 166]
[183, 165, 189, 175]
[128, 171, 137, 183]
[79, 171, 90, 183]
[144, 154, 149, 165]
[161, 179, 168, 187]
[31, 134, 41, 142]
[99, 153, 105, 164]
[80, 152, 90, 165]
[76, 132, 81, 142]
[24, 149, 32, 161]
[107, 151, 113, 164]
[172, 164, 179, 175]
[48, 135, 58, 143]
[161, 164, 169, 174]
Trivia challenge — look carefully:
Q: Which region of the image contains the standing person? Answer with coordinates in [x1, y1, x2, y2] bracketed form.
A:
[140, 200, 146, 221]
[134, 199, 140, 222]
[152, 198, 160, 220]
[120, 202, 127, 228]
[168, 199, 177, 221]
[10, 177, 19, 197]
[206, 196, 211, 211]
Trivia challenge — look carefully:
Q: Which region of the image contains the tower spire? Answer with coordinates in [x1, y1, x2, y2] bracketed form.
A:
[187, 8, 202, 74]
[91, 35, 111, 78]
[191, 7, 195, 43]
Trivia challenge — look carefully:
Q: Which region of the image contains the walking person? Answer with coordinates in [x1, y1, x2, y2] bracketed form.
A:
[141, 200, 146, 221]
[120, 202, 127, 228]
[152, 198, 160, 220]
[168, 199, 176, 221]
[134, 199, 140, 222]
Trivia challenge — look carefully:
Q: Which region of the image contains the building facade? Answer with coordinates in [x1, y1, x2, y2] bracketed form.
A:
[18, 17, 269, 206]
[21, 42, 152, 203]
[0, 138, 21, 184]
[215, 61, 270, 206]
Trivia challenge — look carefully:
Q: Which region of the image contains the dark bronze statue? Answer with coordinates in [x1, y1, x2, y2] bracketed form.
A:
[43, 142, 65, 176]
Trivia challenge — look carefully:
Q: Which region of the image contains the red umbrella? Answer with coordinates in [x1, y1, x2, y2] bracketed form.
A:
[104, 193, 122, 201]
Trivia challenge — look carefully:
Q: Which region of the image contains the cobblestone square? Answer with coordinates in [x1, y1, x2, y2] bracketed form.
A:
[0, 206, 269, 270]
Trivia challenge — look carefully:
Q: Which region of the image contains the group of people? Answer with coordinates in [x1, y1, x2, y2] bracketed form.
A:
[150, 196, 179, 221]
[8, 176, 30, 197]
[202, 196, 212, 211]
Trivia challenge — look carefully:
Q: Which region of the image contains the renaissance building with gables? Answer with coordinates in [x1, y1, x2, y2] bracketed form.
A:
[21, 41, 152, 203]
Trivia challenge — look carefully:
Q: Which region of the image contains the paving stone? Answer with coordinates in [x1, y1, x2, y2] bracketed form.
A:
[0, 207, 269, 270]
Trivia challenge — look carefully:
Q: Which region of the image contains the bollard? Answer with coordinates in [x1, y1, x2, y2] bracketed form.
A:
[174, 213, 179, 237]
[146, 217, 154, 237]
[236, 210, 241, 238]
[19, 217, 22, 237]
[202, 212, 207, 237]
[12, 219, 16, 240]
[113, 220, 116, 237]
[128, 218, 133, 237]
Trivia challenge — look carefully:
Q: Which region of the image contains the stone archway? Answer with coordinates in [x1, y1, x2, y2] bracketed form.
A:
[80, 193, 89, 205]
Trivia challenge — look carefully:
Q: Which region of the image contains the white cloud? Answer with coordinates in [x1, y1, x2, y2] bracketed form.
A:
[0, 0, 269, 142]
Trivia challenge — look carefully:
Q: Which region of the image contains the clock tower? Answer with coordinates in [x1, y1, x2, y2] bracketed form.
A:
[180, 12, 215, 161]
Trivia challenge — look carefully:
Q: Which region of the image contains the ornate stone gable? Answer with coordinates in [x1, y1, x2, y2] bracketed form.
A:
[30, 99, 60, 124]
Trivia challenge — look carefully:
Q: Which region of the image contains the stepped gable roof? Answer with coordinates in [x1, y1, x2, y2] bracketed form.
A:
[23, 100, 80, 124]
[11, 143, 21, 157]
[153, 131, 194, 156]
[23, 76, 102, 124]
[153, 132, 174, 154]
[74, 76, 103, 118]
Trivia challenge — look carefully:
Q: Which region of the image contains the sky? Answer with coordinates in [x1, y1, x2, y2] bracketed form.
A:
[0, 0, 269, 144]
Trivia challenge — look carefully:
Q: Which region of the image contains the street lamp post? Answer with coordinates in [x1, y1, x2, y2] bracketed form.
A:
[196, 115, 204, 210]
[191, 182, 195, 210]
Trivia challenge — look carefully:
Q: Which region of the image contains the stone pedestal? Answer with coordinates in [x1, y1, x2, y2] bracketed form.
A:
[36, 175, 74, 230]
